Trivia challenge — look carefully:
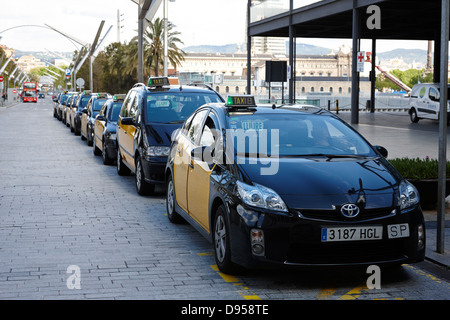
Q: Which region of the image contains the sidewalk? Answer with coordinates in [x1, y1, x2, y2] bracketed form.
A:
[423, 210, 450, 267]
[338, 110, 450, 268]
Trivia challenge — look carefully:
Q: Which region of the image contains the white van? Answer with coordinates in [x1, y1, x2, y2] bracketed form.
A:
[408, 83, 450, 123]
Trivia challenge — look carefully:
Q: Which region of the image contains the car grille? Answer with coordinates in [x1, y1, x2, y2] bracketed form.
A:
[297, 207, 396, 222]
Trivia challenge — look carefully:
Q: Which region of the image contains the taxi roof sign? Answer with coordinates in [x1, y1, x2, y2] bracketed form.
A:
[113, 94, 126, 101]
[226, 95, 256, 108]
[97, 93, 109, 99]
[148, 77, 170, 87]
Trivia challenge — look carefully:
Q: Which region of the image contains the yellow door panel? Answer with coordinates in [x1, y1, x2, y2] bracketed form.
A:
[187, 160, 213, 233]
[94, 121, 105, 150]
[173, 136, 191, 212]
[81, 114, 87, 137]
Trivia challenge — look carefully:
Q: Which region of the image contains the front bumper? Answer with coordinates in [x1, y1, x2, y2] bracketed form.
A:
[104, 137, 117, 159]
[228, 204, 425, 269]
[141, 156, 167, 184]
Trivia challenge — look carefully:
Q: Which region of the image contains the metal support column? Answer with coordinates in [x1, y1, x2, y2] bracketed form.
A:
[288, 0, 294, 104]
[370, 39, 376, 113]
[351, 2, 361, 124]
[138, 15, 144, 83]
[437, 0, 449, 254]
[246, 0, 252, 94]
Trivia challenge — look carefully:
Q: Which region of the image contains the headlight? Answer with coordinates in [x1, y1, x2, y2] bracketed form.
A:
[237, 181, 288, 212]
[147, 146, 170, 157]
[398, 180, 419, 210]
[105, 132, 116, 140]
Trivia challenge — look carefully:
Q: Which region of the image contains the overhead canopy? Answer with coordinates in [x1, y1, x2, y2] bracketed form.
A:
[249, 0, 444, 41]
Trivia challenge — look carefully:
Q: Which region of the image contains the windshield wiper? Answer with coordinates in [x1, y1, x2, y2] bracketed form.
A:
[283, 154, 370, 161]
[166, 120, 185, 124]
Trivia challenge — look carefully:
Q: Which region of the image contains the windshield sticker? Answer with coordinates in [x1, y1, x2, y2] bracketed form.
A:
[241, 120, 264, 131]
[155, 100, 171, 107]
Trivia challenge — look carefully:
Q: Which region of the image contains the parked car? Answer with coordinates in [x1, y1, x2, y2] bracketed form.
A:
[93, 94, 125, 164]
[64, 93, 78, 127]
[80, 93, 112, 145]
[165, 95, 426, 274]
[408, 83, 450, 123]
[116, 76, 224, 195]
[72, 91, 93, 136]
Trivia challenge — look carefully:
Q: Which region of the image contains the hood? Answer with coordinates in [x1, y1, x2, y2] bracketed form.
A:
[106, 122, 117, 133]
[237, 157, 399, 210]
[144, 123, 180, 146]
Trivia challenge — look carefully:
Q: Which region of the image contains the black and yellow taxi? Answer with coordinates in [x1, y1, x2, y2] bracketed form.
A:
[72, 91, 93, 136]
[64, 93, 78, 128]
[116, 76, 224, 195]
[93, 94, 125, 165]
[80, 93, 112, 146]
[165, 95, 426, 274]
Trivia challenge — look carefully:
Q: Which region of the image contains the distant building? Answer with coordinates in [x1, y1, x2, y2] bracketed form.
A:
[16, 55, 45, 72]
[0, 45, 14, 59]
[176, 45, 370, 98]
[251, 37, 286, 55]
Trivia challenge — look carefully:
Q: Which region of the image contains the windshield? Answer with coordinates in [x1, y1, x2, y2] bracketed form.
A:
[226, 112, 375, 158]
[78, 96, 91, 110]
[61, 94, 70, 103]
[93, 99, 107, 112]
[108, 102, 122, 122]
[24, 91, 36, 97]
[145, 92, 222, 123]
[24, 83, 36, 89]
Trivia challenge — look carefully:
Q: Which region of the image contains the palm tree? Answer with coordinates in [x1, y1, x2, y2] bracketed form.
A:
[132, 17, 185, 77]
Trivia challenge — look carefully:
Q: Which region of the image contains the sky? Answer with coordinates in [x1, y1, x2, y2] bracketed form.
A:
[0, 0, 429, 56]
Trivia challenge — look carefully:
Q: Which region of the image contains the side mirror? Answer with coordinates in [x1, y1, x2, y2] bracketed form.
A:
[191, 146, 213, 163]
[374, 145, 388, 158]
[120, 117, 134, 125]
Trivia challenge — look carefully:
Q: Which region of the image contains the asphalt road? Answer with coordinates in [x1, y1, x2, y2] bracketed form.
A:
[0, 99, 449, 304]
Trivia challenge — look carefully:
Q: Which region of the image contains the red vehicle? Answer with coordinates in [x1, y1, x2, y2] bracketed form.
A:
[22, 82, 38, 103]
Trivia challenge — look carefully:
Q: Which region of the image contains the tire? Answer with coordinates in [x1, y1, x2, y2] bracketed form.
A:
[410, 108, 419, 123]
[102, 139, 113, 165]
[166, 173, 185, 224]
[135, 156, 154, 195]
[93, 137, 101, 156]
[117, 149, 130, 176]
[87, 127, 93, 146]
[213, 205, 238, 274]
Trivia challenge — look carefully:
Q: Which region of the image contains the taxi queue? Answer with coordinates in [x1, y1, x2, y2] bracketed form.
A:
[52, 77, 426, 275]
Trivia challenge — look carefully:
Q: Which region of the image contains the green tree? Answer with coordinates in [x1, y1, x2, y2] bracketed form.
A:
[132, 17, 185, 77]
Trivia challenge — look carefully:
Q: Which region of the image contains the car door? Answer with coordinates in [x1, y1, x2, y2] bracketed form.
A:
[187, 111, 220, 233]
[428, 86, 440, 120]
[81, 98, 92, 137]
[173, 109, 208, 213]
[118, 91, 136, 169]
[94, 102, 108, 150]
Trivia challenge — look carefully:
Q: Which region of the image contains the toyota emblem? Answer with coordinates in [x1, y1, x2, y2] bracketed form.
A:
[341, 203, 360, 218]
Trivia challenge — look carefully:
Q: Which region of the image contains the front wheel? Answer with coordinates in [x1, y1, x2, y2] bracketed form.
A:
[410, 108, 419, 123]
[135, 156, 154, 195]
[102, 139, 113, 165]
[213, 205, 238, 274]
[166, 173, 184, 224]
[117, 149, 130, 176]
